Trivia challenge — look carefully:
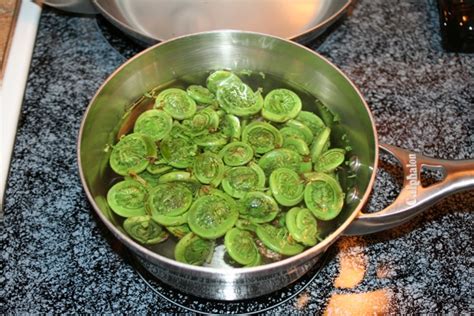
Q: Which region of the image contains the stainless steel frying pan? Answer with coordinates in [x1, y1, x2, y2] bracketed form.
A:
[77, 31, 474, 301]
[44, 0, 352, 45]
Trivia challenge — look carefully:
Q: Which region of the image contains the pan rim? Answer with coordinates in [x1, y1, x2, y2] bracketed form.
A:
[91, 0, 353, 44]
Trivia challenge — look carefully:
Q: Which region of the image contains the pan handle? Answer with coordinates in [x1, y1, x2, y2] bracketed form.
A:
[344, 143, 474, 236]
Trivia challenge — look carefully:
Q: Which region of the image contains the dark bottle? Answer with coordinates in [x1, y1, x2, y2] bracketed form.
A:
[437, 0, 474, 52]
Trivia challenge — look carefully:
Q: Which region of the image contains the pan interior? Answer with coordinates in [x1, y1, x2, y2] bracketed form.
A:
[94, 0, 349, 42]
[79, 31, 377, 267]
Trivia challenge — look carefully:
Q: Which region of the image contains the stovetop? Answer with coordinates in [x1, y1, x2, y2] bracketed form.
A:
[2, 0, 473, 314]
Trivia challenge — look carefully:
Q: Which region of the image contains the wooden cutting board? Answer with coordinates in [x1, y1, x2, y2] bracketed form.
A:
[0, 0, 20, 82]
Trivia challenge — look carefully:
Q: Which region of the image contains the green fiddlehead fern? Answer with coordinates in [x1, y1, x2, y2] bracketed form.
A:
[217, 82, 263, 116]
[242, 121, 283, 154]
[219, 141, 254, 166]
[269, 167, 304, 207]
[286, 207, 319, 246]
[186, 85, 216, 105]
[225, 228, 261, 266]
[109, 133, 157, 176]
[258, 148, 301, 176]
[175, 232, 215, 265]
[155, 88, 197, 120]
[304, 172, 344, 221]
[314, 148, 346, 173]
[221, 162, 266, 198]
[262, 88, 302, 122]
[133, 109, 172, 141]
[147, 183, 193, 225]
[187, 190, 239, 239]
[255, 224, 304, 256]
[193, 152, 225, 186]
[107, 180, 148, 217]
[296, 110, 326, 137]
[239, 191, 280, 224]
[123, 215, 168, 245]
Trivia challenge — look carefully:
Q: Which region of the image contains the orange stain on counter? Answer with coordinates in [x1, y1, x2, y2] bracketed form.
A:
[294, 291, 311, 310]
[323, 237, 396, 315]
[294, 237, 396, 313]
[324, 289, 394, 316]
[334, 237, 368, 289]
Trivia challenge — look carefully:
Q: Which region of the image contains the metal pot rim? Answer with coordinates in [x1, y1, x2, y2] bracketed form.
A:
[91, 0, 353, 45]
[77, 29, 379, 275]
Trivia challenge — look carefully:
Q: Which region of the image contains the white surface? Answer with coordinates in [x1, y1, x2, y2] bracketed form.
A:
[0, 1, 42, 210]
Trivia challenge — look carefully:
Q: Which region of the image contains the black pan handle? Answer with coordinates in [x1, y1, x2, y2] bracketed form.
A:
[344, 144, 474, 236]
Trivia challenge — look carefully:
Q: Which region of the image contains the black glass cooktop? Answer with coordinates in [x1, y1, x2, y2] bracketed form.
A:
[2, 1, 472, 313]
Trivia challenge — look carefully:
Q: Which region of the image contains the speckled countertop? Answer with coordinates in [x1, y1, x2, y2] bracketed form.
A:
[2, 0, 473, 314]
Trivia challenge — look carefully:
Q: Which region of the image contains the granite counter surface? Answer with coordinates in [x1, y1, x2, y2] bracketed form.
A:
[2, 0, 473, 314]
